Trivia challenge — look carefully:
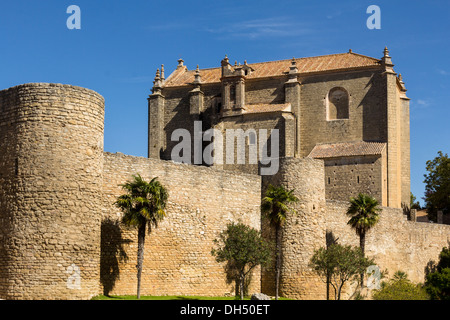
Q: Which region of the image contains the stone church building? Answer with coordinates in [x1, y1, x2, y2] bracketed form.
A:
[149, 48, 410, 209]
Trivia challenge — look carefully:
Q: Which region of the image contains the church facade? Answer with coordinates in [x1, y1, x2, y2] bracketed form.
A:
[149, 48, 410, 209]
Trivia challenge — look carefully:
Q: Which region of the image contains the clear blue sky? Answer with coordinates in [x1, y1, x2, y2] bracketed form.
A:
[1, 0, 449, 206]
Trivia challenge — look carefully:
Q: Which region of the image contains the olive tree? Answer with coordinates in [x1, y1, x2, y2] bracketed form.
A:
[310, 243, 374, 300]
[211, 222, 272, 300]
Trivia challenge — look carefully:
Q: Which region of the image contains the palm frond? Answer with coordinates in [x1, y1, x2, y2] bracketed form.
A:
[115, 174, 169, 230]
[261, 184, 298, 226]
[346, 193, 381, 233]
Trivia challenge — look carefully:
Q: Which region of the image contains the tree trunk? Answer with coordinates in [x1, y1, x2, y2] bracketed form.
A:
[360, 232, 366, 287]
[331, 282, 338, 300]
[275, 224, 281, 300]
[337, 282, 344, 300]
[239, 274, 245, 300]
[136, 223, 146, 299]
[326, 273, 330, 300]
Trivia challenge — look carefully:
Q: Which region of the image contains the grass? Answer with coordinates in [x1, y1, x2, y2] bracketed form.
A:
[92, 295, 291, 300]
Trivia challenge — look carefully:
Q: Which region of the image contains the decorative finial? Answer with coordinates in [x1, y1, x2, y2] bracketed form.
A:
[289, 57, 298, 76]
[152, 68, 162, 93]
[349, 49, 352, 53]
[221, 55, 230, 67]
[398, 73, 406, 91]
[194, 65, 202, 85]
[235, 61, 237, 66]
[177, 58, 184, 67]
[161, 64, 165, 81]
[381, 46, 394, 71]
[244, 60, 247, 65]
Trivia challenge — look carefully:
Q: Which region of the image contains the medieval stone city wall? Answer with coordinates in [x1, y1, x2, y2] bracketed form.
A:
[262, 157, 450, 300]
[0, 83, 104, 299]
[101, 152, 262, 297]
[261, 157, 327, 299]
[0, 83, 447, 300]
[325, 201, 450, 291]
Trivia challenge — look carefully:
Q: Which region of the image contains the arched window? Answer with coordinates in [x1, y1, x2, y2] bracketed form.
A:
[327, 87, 349, 120]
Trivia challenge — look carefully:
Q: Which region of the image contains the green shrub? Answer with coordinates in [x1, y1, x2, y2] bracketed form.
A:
[425, 247, 450, 300]
[372, 271, 429, 300]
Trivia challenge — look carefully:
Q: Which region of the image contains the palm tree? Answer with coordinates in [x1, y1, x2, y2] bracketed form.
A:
[115, 174, 168, 299]
[346, 193, 381, 286]
[261, 184, 298, 300]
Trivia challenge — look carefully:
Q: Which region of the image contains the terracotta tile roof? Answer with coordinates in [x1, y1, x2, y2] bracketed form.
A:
[308, 141, 386, 158]
[163, 52, 381, 87]
[243, 103, 291, 114]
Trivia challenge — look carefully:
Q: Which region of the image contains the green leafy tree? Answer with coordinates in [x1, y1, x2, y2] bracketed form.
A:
[423, 151, 450, 221]
[425, 246, 450, 300]
[346, 193, 381, 285]
[115, 174, 168, 299]
[310, 244, 374, 300]
[372, 271, 429, 300]
[261, 184, 298, 300]
[211, 222, 272, 300]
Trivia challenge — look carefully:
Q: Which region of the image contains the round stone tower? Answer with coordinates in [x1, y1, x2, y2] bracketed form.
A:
[261, 157, 327, 299]
[0, 83, 104, 299]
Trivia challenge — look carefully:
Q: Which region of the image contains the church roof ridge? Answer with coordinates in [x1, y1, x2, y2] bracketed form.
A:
[162, 51, 382, 87]
[243, 51, 380, 66]
[308, 141, 387, 159]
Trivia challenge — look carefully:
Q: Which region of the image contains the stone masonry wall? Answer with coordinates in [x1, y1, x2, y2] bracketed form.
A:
[261, 157, 327, 299]
[245, 78, 285, 105]
[217, 113, 289, 175]
[299, 69, 386, 157]
[325, 200, 450, 295]
[0, 81, 444, 301]
[101, 152, 262, 297]
[161, 84, 222, 161]
[0, 83, 104, 300]
[323, 154, 384, 205]
[262, 157, 450, 300]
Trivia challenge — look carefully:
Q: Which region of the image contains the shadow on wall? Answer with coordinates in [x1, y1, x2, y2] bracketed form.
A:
[221, 258, 253, 297]
[100, 218, 131, 296]
[361, 73, 385, 142]
[326, 229, 339, 248]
